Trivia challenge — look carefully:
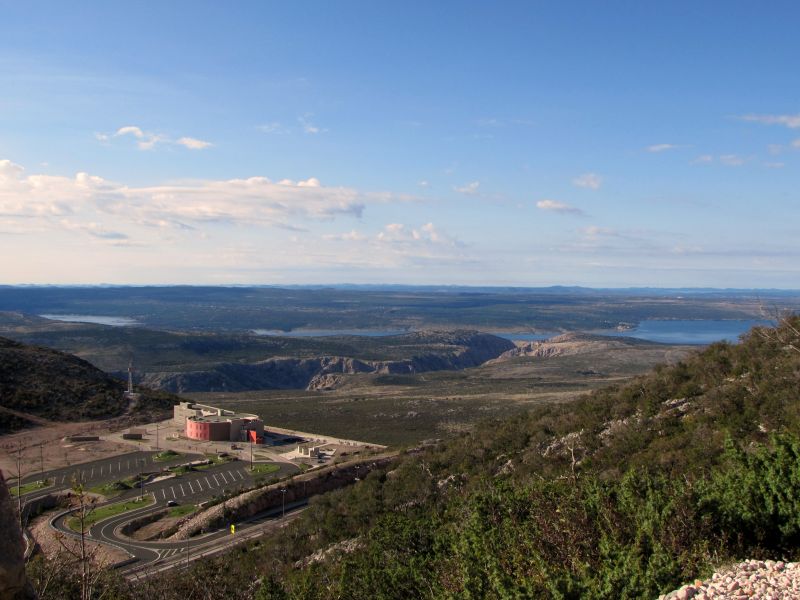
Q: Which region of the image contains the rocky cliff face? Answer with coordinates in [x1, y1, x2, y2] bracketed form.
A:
[141, 331, 514, 393]
[493, 332, 656, 361]
[0, 471, 35, 599]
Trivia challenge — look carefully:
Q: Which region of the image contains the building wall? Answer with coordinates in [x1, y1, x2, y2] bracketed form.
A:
[174, 402, 202, 427]
[186, 418, 230, 441]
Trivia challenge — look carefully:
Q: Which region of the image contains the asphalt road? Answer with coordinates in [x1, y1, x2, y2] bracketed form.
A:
[18, 449, 300, 573]
[18, 450, 192, 499]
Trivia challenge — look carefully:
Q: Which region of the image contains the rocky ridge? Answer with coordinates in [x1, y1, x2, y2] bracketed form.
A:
[495, 331, 657, 361]
[140, 330, 514, 393]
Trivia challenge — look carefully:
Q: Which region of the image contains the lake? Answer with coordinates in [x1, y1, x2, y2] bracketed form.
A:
[253, 320, 770, 345]
[40, 314, 140, 326]
[604, 319, 772, 345]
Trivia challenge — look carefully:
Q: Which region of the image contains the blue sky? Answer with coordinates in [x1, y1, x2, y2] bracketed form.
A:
[1, 1, 798, 287]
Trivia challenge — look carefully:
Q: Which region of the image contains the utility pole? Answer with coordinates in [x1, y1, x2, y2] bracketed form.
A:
[15, 442, 23, 530]
[281, 488, 286, 518]
[139, 458, 145, 500]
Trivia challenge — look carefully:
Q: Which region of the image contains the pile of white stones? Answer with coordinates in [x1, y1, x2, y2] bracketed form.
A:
[659, 560, 800, 599]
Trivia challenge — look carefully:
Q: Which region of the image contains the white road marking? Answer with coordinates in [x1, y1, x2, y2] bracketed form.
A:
[100, 466, 104, 476]
[126, 460, 130, 469]
[161, 489, 166, 500]
[180, 484, 186, 497]
[90, 467, 94, 477]
[196, 479, 203, 492]
[172, 487, 177, 499]
[205, 476, 212, 488]
[60, 475, 65, 484]
[117, 461, 121, 472]
[188, 481, 195, 494]
[219, 472, 229, 484]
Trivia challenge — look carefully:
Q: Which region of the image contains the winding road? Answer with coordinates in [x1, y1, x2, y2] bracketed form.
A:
[17, 449, 301, 576]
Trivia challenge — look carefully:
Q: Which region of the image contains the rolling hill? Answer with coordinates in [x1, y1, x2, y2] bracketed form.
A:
[0, 336, 175, 433]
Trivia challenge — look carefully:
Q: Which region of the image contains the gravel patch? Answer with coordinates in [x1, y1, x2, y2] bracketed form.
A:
[659, 560, 800, 599]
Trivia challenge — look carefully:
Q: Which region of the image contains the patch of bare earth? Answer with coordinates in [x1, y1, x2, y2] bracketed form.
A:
[0, 417, 141, 475]
[130, 514, 182, 541]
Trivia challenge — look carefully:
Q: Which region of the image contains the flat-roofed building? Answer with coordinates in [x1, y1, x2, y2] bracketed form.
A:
[175, 401, 264, 442]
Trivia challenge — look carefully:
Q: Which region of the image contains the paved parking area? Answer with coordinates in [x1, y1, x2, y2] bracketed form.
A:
[150, 465, 252, 501]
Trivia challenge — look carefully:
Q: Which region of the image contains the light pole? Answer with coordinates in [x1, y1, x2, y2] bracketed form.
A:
[139, 458, 146, 500]
[15, 442, 23, 529]
[281, 488, 286, 518]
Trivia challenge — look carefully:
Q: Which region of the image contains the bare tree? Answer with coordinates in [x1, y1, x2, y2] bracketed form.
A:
[53, 480, 104, 600]
[756, 308, 800, 355]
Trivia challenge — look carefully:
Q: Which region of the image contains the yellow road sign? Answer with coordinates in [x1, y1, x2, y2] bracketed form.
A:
[230, 524, 235, 535]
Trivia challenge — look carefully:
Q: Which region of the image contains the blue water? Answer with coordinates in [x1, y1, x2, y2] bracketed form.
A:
[40, 314, 140, 326]
[605, 319, 772, 345]
[251, 321, 768, 344]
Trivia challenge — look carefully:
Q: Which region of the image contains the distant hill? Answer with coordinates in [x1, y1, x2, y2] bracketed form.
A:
[0, 336, 175, 434]
[140, 330, 515, 393]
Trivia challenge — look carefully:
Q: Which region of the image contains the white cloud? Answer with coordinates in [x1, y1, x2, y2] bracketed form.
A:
[454, 181, 480, 195]
[572, 172, 602, 190]
[536, 199, 584, 215]
[692, 154, 747, 166]
[764, 162, 785, 169]
[793, 139, 800, 148]
[257, 122, 286, 134]
[323, 229, 367, 242]
[581, 225, 618, 238]
[646, 143, 680, 153]
[739, 114, 800, 129]
[0, 159, 411, 246]
[376, 222, 459, 247]
[176, 137, 213, 150]
[107, 125, 211, 151]
[417, 180, 430, 188]
[719, 154, 747, 166]
[299, 115, 326, 135]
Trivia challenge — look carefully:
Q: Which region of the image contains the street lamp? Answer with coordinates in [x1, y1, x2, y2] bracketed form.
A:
[139, 458, 146, 500]
[280, 488, 287, 518]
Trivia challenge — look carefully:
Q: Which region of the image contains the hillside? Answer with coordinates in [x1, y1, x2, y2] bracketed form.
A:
[0, 336, 175, 433]
[123, 317, 800, 599]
